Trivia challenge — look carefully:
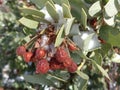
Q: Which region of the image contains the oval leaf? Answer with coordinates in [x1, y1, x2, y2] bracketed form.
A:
[19, 17, 39, 29]
[46, 1, 59, 22]
[104, 0, 118, 17]
[55, 25, 65, 47]
[19, 8, 45, 18]
[88, 1, 102, 17]
[65, 18, 75, 35]
[62, 3, 72, 18]
[81, 8, 87, 29]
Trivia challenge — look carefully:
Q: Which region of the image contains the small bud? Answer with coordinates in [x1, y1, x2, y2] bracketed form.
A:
[68, 43, 77, 51]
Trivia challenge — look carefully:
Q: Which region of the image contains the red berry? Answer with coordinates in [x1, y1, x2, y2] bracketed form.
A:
[63, 57, 72, 68]
[35, 48, 46, 59]
[36, 59, 49, 74]
[67, 62, 77, 73]
[68, 43, 77, 51]
[16, 46, 26, 56]
[0, 0, 3, 4]
[55, 47, 69, 63]
[31, 57, 37, 62]
[49, 57, 63, 70]
[23, 52, 33, 63]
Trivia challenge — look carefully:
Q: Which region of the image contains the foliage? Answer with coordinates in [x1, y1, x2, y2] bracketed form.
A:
[0, 0, 120, 90]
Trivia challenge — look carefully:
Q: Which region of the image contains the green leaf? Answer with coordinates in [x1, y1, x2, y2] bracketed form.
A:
[83, 33, 95, 51]
[73, 32, 101, 52]
[30, 0, 47, 9]
[100, 43, 112, 57]
[93, 51, 103, 66]
[74, 71, 89, 90]
[99, 25, 120, 47]
[74, 50, 88, 59]
[19, 8, 45, 18]
[52, 0, 61, 4]
[76, 70, 89, 80]
[116, 0, 120, 11]
[52, 71, 70, 81]
[65, 18, 75, 35]
[70, 52, 82, 64]
[19, 17, 39, 29]
[111, 53, 120, 63]
[104, 0, 118, 17]
[23, 35, 31, 43]
[69, 0, 88, 20]
[62, 3, 72, 18]
[55, 25, 65, 47]
[23, 27, 35, 35]
[24, 74, 55, 86]
[81, 8, 87, 29]
[104, 16, 115, 26]
[26, 15, 50, 23]
[48, 0, 55, 7]
[69, 24, 80, 36]
[92, 61, 110, 80]
[61, 0, 70, 8]
[46, 1, 59, 22]
[88, 1, 102, 17]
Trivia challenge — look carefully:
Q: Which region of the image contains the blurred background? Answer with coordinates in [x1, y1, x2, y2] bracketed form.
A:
[0, 0, 120, 90]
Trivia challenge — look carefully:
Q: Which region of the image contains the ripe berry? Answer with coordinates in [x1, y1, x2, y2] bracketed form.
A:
[49, 57, 63, 70]
[67, 62, 77, 73]
[31, 57, 37, 62]
[16, 46, 26, 56]
[55, 47, 69, 63]
[35, 48, 46, 59]
[36, 59, 49, 74]
[0, 0, 3, 5]
[23, 52, 33, 63]
[63, 57, 72, 68]
[68, 43, 77, 51]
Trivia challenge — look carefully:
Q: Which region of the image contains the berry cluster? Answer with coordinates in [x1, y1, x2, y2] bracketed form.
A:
[16, 25, 78, 74]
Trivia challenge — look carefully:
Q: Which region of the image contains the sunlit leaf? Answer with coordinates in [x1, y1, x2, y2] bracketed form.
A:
[104, 16, 115, 26]
[46, 1, 59, 22]
[65, 18, 75, 35]
[61, 0, 70, 8]
[30, 0, 47, 9]
[104, 0, 118, 17]
[69, 24, 80, 36]
[81, 8, 87, 29]
[55, 25, 65, 47]
[111, 53, 120, 63]
[19, 8, 45, 18]
[62, 3, 72, 18]
[19, 17, 39, 29]
[73, 31, 101, 52]
[88, 1, 102, 17]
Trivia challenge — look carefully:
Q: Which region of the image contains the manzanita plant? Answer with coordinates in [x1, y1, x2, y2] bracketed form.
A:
[16, 0, 120, 89]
